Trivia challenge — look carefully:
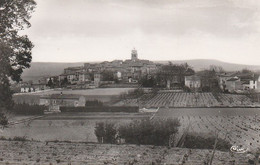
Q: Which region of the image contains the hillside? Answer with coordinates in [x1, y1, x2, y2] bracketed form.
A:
[157, 59, 260, 71]
[21, 62, 83, 81]
[21, 59, 260, 81]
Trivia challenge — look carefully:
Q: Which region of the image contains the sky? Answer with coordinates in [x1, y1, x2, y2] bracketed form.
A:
[23, 0, 260, 65]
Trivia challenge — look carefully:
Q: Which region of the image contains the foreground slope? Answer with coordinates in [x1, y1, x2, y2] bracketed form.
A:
[0, 141, 249, 165]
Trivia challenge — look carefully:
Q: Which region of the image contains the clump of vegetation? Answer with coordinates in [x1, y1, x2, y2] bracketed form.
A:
[95, 122, 117, 144]
[12, 136, 28, 141]
[182, 134, 231, 151]
[85, 100, 103, 107]
[120, 88, 144, 99]
[0, 112, 8, 127]
[118, 118, 180, 146]
[11, 103, 45, 115]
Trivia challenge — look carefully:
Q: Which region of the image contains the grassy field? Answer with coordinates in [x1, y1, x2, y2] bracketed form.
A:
[15, 88, 135, 96]
[13, 88, 135, 104]
[2, 112, 151, 142]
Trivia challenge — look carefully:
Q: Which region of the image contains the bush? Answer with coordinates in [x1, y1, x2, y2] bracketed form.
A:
[119, 118, 180, 146]
[12, 103, 45, 115]
[12, 136, 28, 141]
[183, 134, 231, 151]
[95, 122, 117, 144]
[0, 112, 8, 126]
[120, 88, 144, 99]
[85, 100, 103, 107]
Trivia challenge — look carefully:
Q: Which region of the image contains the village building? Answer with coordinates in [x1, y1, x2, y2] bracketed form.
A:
[56, 49, 161, 88]
[39, 94, 86, 111]
[218, 72, 238, 91]
[185, 75, 201, 89]
[225, 77, 243, 92]
[94, 73, 102, 87]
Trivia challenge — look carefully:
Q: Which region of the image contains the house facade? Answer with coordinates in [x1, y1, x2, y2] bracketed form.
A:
[185, 75, 201, 89]
[39, 94, 86, 111]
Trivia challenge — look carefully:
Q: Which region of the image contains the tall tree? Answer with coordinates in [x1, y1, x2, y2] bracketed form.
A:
[155, 63, 195, 88]
[0, 0, 36, 113]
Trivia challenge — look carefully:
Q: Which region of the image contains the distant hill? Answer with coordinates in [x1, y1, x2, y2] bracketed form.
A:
[156, 59, 260, 72]
[21, 62, 84, 81]
[21, 59, 260, 81]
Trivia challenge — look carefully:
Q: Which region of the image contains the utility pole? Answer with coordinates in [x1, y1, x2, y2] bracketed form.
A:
[209, 132, 219, 165]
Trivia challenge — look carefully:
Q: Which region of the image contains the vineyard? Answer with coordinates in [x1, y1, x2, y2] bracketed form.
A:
[115, 92, 256, 108]
[156, 109, 260, 151]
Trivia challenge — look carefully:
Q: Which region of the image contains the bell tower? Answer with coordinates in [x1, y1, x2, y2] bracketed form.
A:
[131, 48, 138, 61]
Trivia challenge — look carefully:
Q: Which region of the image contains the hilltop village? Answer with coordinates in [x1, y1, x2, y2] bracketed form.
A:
[18, 49, 260, 94]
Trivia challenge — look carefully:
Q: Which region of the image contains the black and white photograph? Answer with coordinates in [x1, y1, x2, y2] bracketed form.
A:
[1, 0, 260, 164]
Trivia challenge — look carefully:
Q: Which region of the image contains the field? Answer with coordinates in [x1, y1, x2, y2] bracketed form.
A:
[115, 92, 257, 108]
[156, 108, 260, 152]
[1, 108, 260, 164]
[6, 90, 260, 164]
[0, 141, 249, 165]
[3, 108, 260, 152]
[13, 88, 135, 104]
[15, 88, 135, 96]
[2, 112, 151, 142]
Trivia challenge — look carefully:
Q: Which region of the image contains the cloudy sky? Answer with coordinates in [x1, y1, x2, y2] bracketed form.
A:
[24, 0, 260, 65]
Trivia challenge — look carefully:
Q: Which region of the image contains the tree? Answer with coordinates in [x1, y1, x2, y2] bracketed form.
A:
[0, 0, 36, 120]
[61, 77, 69, 86]
[101, 70, 116, 81]
[95, 122, 117, 144]
[197, 70, 221, 93]
[155, 63, 195, 88]
[47, 78, 54, 88]
[140, 74, 156, 87]
[209, 65, 225, 73]
[118, 118, 180, 146]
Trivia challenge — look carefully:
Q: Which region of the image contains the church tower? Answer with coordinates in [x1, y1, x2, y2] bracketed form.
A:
[131, 48, 138, 61]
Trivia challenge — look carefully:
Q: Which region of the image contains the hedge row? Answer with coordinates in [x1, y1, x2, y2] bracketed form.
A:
[60, 106, 139, 113]
[95, 118, 181, 146]
[12, 103, 45, 115]
[118, 118, 181, 146]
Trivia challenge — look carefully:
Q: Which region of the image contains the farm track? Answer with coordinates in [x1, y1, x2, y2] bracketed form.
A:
[8, 116, 45, 126]
[41, 112, 152, 120]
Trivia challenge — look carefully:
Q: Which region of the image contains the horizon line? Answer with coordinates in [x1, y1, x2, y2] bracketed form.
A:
[30, 58, 260, 66]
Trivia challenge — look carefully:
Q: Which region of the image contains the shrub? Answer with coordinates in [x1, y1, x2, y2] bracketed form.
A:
[95, 122, 117, 144]
[183, 134, 231, 151]
[12, 103, 45, 115]
[120, 88, 144, 99]
[85, 100, 103, 107]
[119, 118, 180, 146]
[0, 112, 8, 126]
[12, 136, 28, 141]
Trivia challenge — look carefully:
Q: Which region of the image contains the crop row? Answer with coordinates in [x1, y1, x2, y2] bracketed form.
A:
[118, 92, 255, 108]
[175, 115, 260, 151]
